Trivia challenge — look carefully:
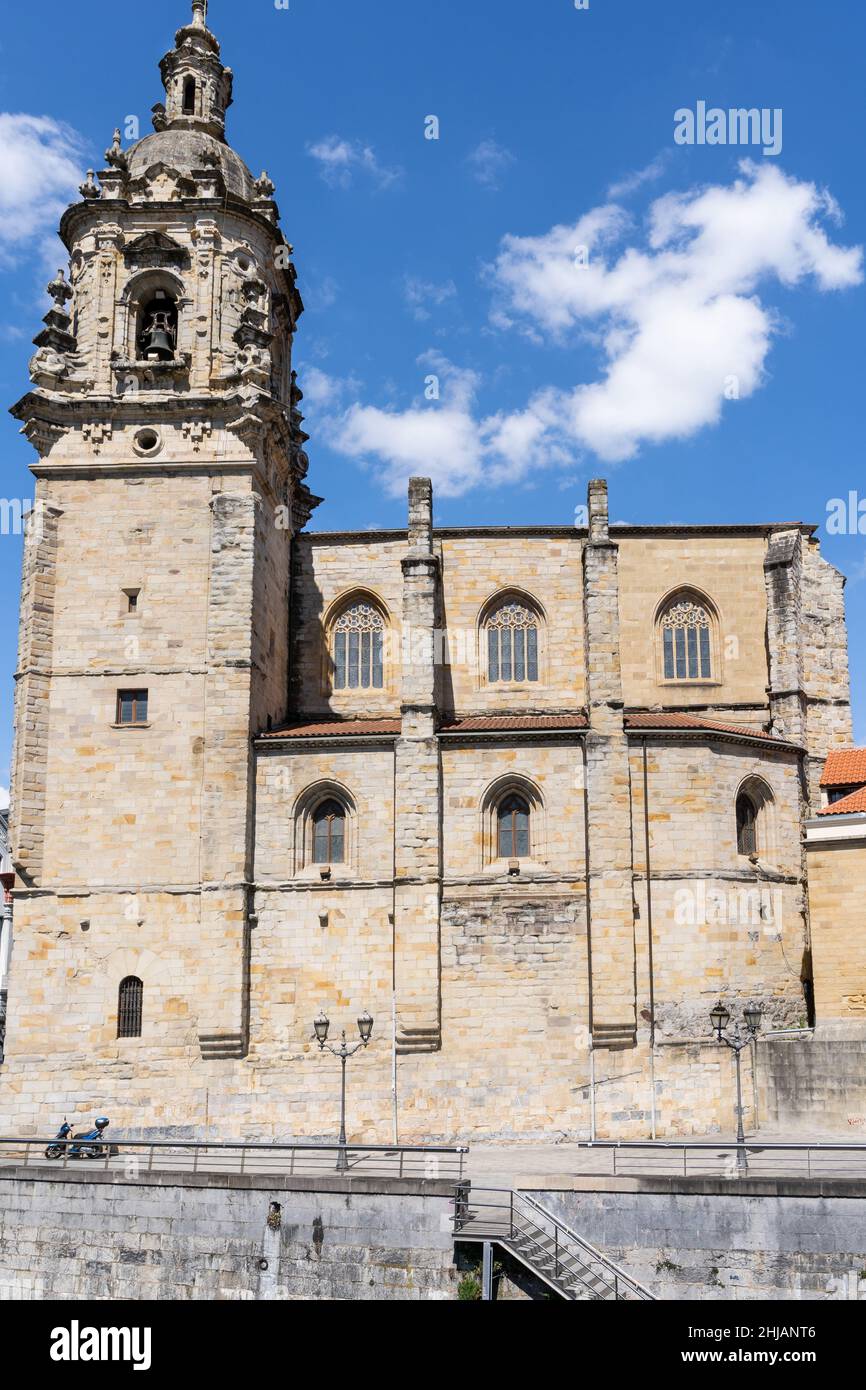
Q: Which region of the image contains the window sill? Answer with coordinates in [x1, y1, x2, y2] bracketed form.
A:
[111, 722, 151, 731]
[657, 679, 723, 689]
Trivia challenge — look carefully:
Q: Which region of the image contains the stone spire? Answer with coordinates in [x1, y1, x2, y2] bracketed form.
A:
[153, 1, 234, 140]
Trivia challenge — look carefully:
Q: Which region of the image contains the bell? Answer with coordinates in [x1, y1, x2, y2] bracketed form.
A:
[140, 312, 175, 361]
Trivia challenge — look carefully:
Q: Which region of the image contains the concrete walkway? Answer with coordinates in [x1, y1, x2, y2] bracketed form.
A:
[466, 1132, 866, 1189]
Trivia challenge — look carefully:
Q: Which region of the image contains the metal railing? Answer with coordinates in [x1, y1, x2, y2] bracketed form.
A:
[572, 1140, 866, 1179]
[0, 1136, 467, 1181]
[453, 1185, 654, 1301]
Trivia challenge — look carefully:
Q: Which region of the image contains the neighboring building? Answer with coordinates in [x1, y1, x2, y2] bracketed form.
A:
[0, 805, 12, 1062]
[0, 4, 859, 1141]
[806, 750, 866, 1036]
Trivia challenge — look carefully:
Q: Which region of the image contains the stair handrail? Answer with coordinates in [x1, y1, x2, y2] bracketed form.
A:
[514, 1189, 654, 1299]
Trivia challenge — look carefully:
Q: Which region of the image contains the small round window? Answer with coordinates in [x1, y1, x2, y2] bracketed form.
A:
[133, 427, 162, 457]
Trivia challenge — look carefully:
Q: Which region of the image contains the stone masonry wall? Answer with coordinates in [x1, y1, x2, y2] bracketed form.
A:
[0, 1171, 457, 1301]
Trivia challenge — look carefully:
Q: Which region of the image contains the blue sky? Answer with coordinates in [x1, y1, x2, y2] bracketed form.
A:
[0, 0, 864, 800]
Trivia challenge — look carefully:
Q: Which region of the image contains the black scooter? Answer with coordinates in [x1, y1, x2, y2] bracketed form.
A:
[45, 1116, 114, 1160]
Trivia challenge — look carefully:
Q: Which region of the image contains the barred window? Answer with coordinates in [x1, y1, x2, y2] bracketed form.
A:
[312, 800, 346, 864]
[117, 976, 143, 1038]
[116, 689, 148, 725]
[498, 794, 531, 859]
[736, 794, 758, 856]
[333, 604, 385, 690]
[486, 603, 539, 684]
[660, 598, 712, 681]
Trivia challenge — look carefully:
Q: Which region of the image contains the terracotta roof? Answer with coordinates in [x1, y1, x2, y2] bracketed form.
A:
[260, 719, 401, 740]
[625, 713, 793, 744]
[819, 786, 866, 816]
[439, 714, 588, 733]
[820, 748, 866, 788]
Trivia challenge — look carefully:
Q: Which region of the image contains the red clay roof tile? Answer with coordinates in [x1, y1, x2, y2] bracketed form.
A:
[624, 713, 782, 741]
[820, 749, 866, 788]
[819, 786, 866, 816]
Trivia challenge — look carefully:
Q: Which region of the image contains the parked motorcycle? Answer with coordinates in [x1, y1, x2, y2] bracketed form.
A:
[45, 1116, 114, 1160]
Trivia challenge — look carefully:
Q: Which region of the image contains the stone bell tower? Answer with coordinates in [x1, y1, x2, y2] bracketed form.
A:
[5, 1, 319, 1103]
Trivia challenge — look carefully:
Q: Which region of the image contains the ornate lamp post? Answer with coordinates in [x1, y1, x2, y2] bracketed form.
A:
[313, 1009, 374, 1171]
[711, 1000, 763, 1172]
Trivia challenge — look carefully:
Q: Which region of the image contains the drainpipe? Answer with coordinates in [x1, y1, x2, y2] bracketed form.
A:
[642, 741, 657, 1140]
[391, 745, 398, 1145]
[0, 873, 13, 1064]
[582, 738, 596, 1140]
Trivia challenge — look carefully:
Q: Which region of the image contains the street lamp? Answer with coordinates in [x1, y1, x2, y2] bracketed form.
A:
[313, 1009, 374, 1171]
[711, 1000, 763, 1172]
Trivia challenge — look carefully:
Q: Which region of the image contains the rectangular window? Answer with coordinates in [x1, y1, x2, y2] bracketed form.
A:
[488, 629, 499, 683]
[663, 627, 674, 680]
[699, 625, 712, 678]
[360, 630, 372, 689]
[527, 627, 538, 682]
[515, 813, 530, 858]
[501, 628, 512, 682]
[116, 689, 148, 725]
[125, 589, 140, 614]
[334, 631, 347, 689]
[372, 631, 384, 689]
[348, 630, 359, 688]
[675, 627, 687, 679]
[687, 626, 698, 679]
[514, 629, 526, 682]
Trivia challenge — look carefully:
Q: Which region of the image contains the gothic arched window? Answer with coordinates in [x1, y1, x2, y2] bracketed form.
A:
[117, 977, 143, 1039]
[658, 592, 715, 682]
[312, 800, 346, 864]
[485, 598, 540, 684]
[332, 602, 385, 690]
[497, 793, 531, 859]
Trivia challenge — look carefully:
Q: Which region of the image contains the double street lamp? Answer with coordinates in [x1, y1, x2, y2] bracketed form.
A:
[711, 1000, 763, 1172]
[313, 1009, 374, 1171]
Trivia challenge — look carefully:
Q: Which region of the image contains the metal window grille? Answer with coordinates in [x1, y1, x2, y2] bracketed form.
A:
[736, 795, 758, 856]
[117, 976, 143, 1038]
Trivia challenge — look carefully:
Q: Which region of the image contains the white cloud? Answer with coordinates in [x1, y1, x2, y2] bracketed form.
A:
[300, 366, 353, 411]
[323, 353, 569, 499]
[402, 275, 457, 322]
[307, 136, 402, 190]
[466, 139, 514, 190]
[606, 151, 671, 200]
[0, 114, 85, 261]
[488, 161, 863, 462]
[315, 163, 863, 498]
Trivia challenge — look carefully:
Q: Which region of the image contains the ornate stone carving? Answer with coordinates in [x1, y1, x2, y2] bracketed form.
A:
[254, 170, 276, 200]
[20, 418, 65, 457]
[79, 170, 101, 199]
[123, 231, 187, 270]
[104, 129, 128, 170]
[29, 346, 70, 388]
[82, 421, 112, 454]
[182, 420, 212, 452]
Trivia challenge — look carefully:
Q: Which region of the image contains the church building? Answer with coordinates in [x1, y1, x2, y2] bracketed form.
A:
[1, 4, 859, 1142]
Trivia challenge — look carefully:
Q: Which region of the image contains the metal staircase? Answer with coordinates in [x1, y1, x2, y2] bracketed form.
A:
[453, 1185, 655, 1301]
